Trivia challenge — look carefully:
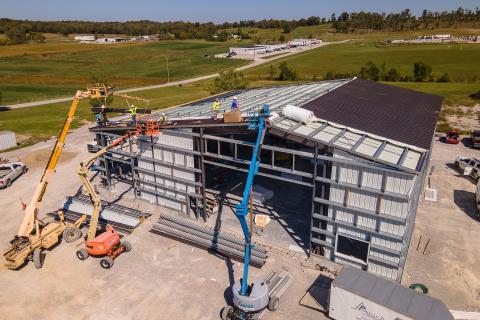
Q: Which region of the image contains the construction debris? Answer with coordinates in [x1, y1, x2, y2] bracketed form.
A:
[152, 213, 267, 266]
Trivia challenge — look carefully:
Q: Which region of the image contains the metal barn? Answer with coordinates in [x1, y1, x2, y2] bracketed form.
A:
[91, 78, 442, 281]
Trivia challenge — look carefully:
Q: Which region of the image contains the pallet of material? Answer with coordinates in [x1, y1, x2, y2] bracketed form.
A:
[151, 213, 267, 267]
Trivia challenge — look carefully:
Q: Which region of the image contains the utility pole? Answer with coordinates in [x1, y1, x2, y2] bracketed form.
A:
[165, 55, 170, 83]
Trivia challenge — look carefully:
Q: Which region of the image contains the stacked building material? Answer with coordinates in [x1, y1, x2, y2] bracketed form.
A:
[56, 194, 151, 233]
[152, 213, 267, 266]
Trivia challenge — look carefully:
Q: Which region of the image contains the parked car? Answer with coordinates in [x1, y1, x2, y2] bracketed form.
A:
[445, 129, 460, 144]
[455, 156, 480, 179]
[471, 130, 480, 148]
[0, 162, 27, 188]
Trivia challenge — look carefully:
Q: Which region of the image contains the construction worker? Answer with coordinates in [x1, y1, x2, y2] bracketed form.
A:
[128, 104, 137, 124]
[231, 96, 239, 111]
[100, 104, 108, 125]
[159, 113, 167, 123]
[95, 113, 102, 125]
[212, 98, 220, 119]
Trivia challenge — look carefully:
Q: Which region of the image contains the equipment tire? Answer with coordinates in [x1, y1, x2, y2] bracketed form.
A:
[100, 257, 114, 269]
[268, 296, 280, 312]
[6, 179, 12, 188]
[76, 248, 89, 260]
[122, 240, 132, 252]
[63, 226, 82, 243]
[220, 306, 234, 320]
[22, 166, 28, 174]
[33, 248, 43, 269]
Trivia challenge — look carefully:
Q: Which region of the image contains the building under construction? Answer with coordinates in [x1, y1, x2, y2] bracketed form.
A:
[91, 78, 442, 282]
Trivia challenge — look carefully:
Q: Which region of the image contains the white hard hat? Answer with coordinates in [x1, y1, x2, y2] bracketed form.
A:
[162, 113, 165, 115]
[233, 96, 237, 100]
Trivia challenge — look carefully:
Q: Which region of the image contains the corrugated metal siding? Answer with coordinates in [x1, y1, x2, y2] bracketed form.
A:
[0, 131, 16, 151]
[368, 261, 399, 280]
[137, 131, 195, 213]
[371, 234, 402, 253]
[347, 189, 377, 212]
[323, 149, 416, 280]
[335, 256, 365, 269]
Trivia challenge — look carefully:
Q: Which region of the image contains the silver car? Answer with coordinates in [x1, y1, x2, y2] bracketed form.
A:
[0, 162, 27, 188]
[455, 156, 480, 179]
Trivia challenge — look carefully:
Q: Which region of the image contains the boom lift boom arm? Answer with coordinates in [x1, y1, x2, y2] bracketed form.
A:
[17, 89, 93, 237]
[78, 132, 135, 241]
[234, 106, 269, 296]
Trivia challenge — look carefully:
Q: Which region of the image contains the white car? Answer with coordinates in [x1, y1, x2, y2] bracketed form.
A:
[0, 162, 27, 188]
[455, 156, 480, 179]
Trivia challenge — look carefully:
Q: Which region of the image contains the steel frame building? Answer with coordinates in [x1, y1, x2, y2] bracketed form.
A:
[91, 78, 442, 281]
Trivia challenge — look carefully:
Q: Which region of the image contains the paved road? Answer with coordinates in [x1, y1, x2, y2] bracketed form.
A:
[4, 41, 346, 110]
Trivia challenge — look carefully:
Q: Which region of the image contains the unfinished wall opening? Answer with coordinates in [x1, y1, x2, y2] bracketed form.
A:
[200, 132, 321, 252]
[335, 234, 369, 265]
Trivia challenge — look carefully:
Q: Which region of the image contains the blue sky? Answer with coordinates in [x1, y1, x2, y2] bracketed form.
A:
[1, 0, 478, 22]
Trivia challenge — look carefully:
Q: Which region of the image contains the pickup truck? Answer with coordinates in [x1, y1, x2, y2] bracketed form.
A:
[0, 162, 27, 188]
[455, 156, 480, 179]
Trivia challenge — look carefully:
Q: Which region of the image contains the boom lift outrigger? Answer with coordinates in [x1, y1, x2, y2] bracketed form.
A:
[3, 85, 109, 270]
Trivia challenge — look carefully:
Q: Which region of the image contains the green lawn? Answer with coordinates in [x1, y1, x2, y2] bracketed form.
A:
[0, 40, 246, 105]
[0, 81, 213, 148]
[246, 42, 480, 83]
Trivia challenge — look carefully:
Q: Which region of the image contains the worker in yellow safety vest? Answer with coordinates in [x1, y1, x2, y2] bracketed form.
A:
[160, 113, 167, 123]
[128, 104, 137, 124]
[212, 98, 220, 119]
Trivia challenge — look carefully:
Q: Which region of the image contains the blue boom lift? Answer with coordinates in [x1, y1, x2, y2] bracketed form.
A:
[221, 105, 291, 320]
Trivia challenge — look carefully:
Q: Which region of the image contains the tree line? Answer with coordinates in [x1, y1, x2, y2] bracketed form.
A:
[0, 17, 325, 43]
[332, 7, 480, 32]
[0, 7, 478, 44]
[324, 61, 452, 83]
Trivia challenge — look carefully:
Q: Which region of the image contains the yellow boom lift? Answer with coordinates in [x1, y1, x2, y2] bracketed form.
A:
[3, 84, 148, 270]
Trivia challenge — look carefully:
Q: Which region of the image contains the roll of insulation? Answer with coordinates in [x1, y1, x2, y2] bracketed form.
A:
[282, 104, 314, 124]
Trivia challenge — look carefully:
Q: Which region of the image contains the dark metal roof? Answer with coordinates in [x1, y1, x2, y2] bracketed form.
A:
[302, 78, 443, 150]
[333, 267, 453, 320]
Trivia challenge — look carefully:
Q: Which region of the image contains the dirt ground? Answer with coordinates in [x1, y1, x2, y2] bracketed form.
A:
[403, 136, 480, 311]
[0, 125, 330, 320]
[0, 125, 479, 319]
[445, 104, 480, 131]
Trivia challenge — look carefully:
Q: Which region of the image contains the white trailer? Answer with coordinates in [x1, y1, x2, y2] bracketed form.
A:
[329, 267, 453, 320]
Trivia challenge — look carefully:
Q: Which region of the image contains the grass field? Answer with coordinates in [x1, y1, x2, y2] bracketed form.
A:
[225, 24, 479, 42]
[0, 40, 246, 105]
[246, 42, 480, 83]
[0, 81, 213, 148]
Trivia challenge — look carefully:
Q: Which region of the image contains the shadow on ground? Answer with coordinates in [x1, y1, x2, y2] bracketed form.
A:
[453, 189, 479, 221]
[0, 107, 11, 112]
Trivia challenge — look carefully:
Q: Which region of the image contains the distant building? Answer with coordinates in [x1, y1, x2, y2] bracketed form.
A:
[95, 38, 129, 44]
[74, 35, 96, 42]
[288, 38, 321, 46]
[139, 35, 158, 41]
[257, 43, 288, 52]
[229, 46, 266, 55]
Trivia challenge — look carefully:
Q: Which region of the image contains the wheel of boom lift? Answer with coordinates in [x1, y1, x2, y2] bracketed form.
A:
[63, 226, 82, 243]
[76, 248, 89, 261]
[100, 257, 114, 269]
[33, 248, 43, 269]
[268, 296, 280, 312]
[122, 240, 132, 253]
[220, 306, 234, 320]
